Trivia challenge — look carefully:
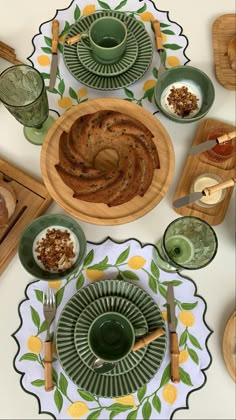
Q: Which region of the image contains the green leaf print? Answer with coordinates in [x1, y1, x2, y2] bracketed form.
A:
[69, 87, 78, 100]
[31, 379, 45, 387]
[136, 3, 147, 13]
[52, 367, 58, 384]
[20, 353, 38, 362]
[162, 29, 175, 35]
[188, 333, 202, 350]
[122, 270, 139, 280]
[58, 79, 65, 96]
[34, 289, 44, 302]
[87, 410, 102, 419]
[137, 384, 146, 402]
[115, 0, 128, 10]
[148, 274, 158, 293]
[44, 36, 52, 47]
[59, 21, 71, 37]
[84, 249, 94, 266]
[162, 280, 182, 287]
[59, 372, 68, 396]
[159, 284, 167, 299]
[179, 329, 188, 346]
[74, 4, 81, 21]
[107, 404, 133, 413]
[179, 367, 193, 386]
[160, 23, 170, 28]
[163, 43, 182, 50]
[97, 0, 111, 9]
[38, 320, 48, 334]
[181, 302, 198, 310]
[40, 72, 50, 80]
[41, 46, 52, 54]
[30, 306, 40, 329]
[188, 347, 199, 365]
[142, 401, 152, 419]
[150, 260, 160, 279]
[54, 388, 63, 412]
[58, 43, 63, 54]
[116, 246, 130, 264]
[77, 389, 96, 401]
[55, 287, 64, 307]
[124, 87, 134, 98]
[127, 410, 138, 420]
[152, 394, 161, 413]
[159, 363, 171, 388]
[76, 273, 84, 290]
[143, 87, 155, 103]
[152, 67, 159, 79]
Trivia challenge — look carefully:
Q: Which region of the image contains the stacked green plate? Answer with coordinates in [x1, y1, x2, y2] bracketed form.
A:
[56, 279, 166, 397]
[63, 11, 153, 90]
[74, 296, 148, 375]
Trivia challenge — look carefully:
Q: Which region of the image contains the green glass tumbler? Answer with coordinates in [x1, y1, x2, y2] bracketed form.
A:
[0, 64, 55, 145]
[155, 216, 218, 272]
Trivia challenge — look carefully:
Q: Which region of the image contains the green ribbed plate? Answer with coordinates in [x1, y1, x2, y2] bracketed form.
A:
[77, 30, 138, 77]
[56, 279, 166, 397]
[63, 11, 153, 90]
[74, 296, 148, 376]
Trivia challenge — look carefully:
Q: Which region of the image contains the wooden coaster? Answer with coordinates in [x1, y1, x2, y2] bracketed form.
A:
[40, 98, 174, 226]
[212, 14, 236, 90]
[172, 118, 236, 225]
[0, 158, 52, 274]
[223, 310, 236, 382]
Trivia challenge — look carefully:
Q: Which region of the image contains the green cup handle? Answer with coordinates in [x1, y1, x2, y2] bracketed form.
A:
[80, 33, 91, 49]
[134, 327, 148, 337]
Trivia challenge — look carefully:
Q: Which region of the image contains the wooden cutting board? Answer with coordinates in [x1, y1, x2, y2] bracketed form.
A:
[173, 118, 236, 225]
[40, 98, 175, 226]
[0, 158, 52, 274]
[212, 14, 236, 90]
[223, 310, 236, 382]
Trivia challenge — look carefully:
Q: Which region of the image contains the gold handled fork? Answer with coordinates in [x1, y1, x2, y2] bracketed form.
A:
[43, 288, 56, 392]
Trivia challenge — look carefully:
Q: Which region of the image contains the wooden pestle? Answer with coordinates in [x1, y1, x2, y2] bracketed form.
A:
[216, 130, 236, 144]
[66, 34, 81, 46]
[132, 327, 165, 352]
[203, 177, 236, 196]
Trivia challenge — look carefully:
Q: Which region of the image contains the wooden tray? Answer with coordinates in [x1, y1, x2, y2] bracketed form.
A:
[0, 158, 52, 274]
[212, 14, 236, 90]
[41, 98, 174, 226]
[173, 118, 236, 225]
[223, 310, 236, 382]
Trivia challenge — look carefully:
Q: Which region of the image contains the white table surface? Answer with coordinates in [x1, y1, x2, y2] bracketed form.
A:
[0, 1, 235, 419]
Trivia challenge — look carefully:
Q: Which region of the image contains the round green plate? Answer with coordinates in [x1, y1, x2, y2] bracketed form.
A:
[77, 30, 138, 77]
[74, 296, 148, 376]
[56, 279, 166, 397]
[63, 11, 153, 90]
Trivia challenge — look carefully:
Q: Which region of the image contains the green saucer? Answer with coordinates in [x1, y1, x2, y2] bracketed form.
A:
[77, 30, 138, 77]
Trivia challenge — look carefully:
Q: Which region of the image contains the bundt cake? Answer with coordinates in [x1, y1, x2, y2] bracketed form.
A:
[55, 110, 160, 207]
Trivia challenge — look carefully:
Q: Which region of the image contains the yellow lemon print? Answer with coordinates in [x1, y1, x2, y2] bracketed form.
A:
[143, 79, 156, 91]
[127, 256, 146, 270]
[161, 310, 168, 321]
[27, 336, 43, 354]
[48, 280, 62, 290]
[167, 56, 181, 67]
[161, 32, 167, 43]
[82, 5, 96, 16]
[139, 11, 154, 22]
[37, 55, 50, 66]
[179, 310, 195, 327]
[67, 401, 89, 418]
[85, 268, 105, 281]
[115, 395, 136, 408]
[58, 97, 73, 109]
[179, 349, 188, 364]
[77, 87, 88, 98]
[163, 383, 178, 404]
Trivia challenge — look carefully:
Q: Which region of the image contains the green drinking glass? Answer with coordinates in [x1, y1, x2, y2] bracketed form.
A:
[155, 216, 218, 272]
[0, 64, 55, 145]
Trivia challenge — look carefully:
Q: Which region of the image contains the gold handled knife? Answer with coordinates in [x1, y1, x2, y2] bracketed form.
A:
[153, 20, 166, 78]
[167, 283, 180, 383]
[49, 19, 59, 91]
[173, 177, 236, 208]
[189, 130, 236, 155]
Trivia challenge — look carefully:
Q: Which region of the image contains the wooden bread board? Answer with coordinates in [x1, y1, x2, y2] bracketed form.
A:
[0, 158, 52, 274]
[173, 118, 236, 225]
[41, 98, 175, 226]
[222, 310, 236, 382]
[212, 14, 236, 90]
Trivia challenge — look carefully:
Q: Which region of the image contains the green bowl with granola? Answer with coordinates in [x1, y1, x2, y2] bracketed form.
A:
[154, 65, 215, 123]
[18, 214, 87, 281]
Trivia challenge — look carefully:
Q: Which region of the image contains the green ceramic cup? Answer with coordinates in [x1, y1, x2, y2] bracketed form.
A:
[79, 17, 127, 64]
[88, 312, 147, 362]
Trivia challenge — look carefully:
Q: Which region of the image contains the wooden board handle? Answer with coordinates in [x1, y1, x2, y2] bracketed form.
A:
[204, 177, 236, 196]
[66, 34, 81, 46]
[52, 19, 59, 53]
[153, 20, 163, 50]
[44, 341, 54, 392]
[217, 130, 236, 144]
[132, 328, 165, 352]
[170, 332, 180, 383]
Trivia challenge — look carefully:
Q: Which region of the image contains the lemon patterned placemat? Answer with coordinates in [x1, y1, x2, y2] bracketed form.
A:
[13, 238, 212, 420]
[28, 0, 189, 116]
